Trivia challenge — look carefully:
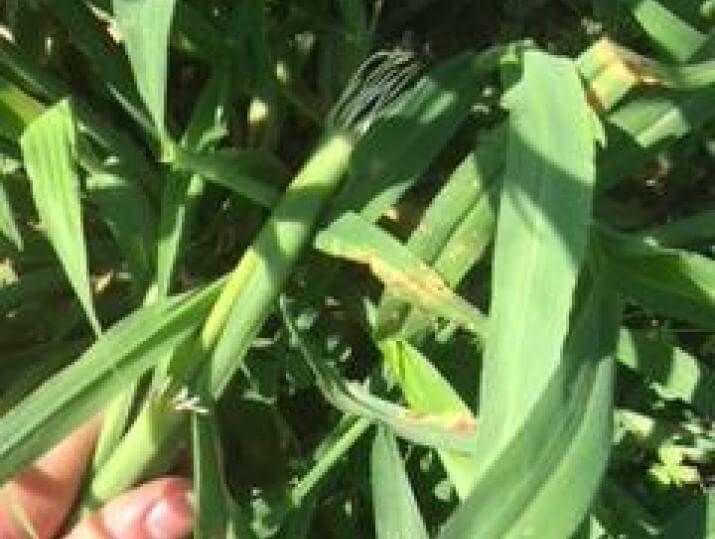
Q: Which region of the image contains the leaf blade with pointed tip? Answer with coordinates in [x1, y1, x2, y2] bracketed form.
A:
[113, 0, 177, 143]
[20, 99, 101, 334]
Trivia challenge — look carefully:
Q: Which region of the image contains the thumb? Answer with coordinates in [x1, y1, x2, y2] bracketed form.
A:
[63, 478, 193, 539]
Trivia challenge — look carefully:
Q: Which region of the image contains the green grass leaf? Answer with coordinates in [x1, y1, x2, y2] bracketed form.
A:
[371, 427, 429, 539]
[0, 76, 43, 142]
[113, 0, 177, 146]
[380, 339, 478, 499]
[597, 227, 715, 329]
[20, 100, 101, 334]
[315, 212, 487, 337]
[173, 147, 285, 209]
[0, 279, 222, 484]
[598, 86, 715, 191]
[192, 405, 229, 539]
[0, 175, 22, 249]
[617, 329, 715, 417]
[281, 298, 478, 453]
[439, 278, 620, 539]
[377, 125, 504, 341]
[476, 48, 597, 461]
[637, 209, 715, 248]
[157, 71, 231, 296]
[47, 0, 151, 135]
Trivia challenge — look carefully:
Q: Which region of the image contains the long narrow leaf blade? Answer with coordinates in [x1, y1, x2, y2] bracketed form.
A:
[0, 279, 222, 483]
[113, 0, 177, 143]
[439, 279, 621, 539]
[20, 100, 101, 333]
[477, 48, 597, 458]
[621, 0, 707, 62]
[371, 427, 429, 539]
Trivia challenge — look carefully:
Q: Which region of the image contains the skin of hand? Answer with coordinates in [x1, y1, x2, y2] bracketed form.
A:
[0, 419, 193, 539]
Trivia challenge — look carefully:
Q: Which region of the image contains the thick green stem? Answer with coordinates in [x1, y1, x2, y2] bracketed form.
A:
[87, 132, 355, 503]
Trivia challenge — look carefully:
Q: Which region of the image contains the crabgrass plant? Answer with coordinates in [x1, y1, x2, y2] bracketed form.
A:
[0, 1, 714, 538]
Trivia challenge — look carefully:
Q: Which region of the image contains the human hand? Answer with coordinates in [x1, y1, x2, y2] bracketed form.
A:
[0, 419, 193, 539]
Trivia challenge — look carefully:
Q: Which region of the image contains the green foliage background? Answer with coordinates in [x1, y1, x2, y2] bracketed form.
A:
[0, 0, 713, 537]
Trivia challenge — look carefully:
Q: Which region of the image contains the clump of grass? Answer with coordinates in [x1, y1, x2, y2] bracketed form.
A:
[0, 1, 713, 538]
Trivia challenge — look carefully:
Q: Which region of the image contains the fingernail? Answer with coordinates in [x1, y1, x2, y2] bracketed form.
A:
[145, 490, 194, 539]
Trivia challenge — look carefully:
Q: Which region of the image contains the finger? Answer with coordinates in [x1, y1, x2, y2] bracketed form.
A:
[0, 417, 102, 539]
[64, 477, 193, 539]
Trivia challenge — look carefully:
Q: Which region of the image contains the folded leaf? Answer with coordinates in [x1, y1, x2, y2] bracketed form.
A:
[280, 298, 477, 453]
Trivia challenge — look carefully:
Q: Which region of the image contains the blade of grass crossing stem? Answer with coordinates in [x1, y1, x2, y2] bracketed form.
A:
[314, 212, 487, 338]
[291, 416, 372, 507]
[475, 49, 597, 467]
[112, 0, 177, 152]
[89, 132, 356, 502]
[379, 339, 478, 499]
[327, 45, 507, 223]
[20, 100, 101, 334]
[617, 329, 715, 417]
[371, 427, 429, 539]
[596, 226, 715, 329]
[438, 278, 621, 539]
[192, 405, 229, 539]
[621, 0, 707, 62]
[0, 279, 223, 483]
